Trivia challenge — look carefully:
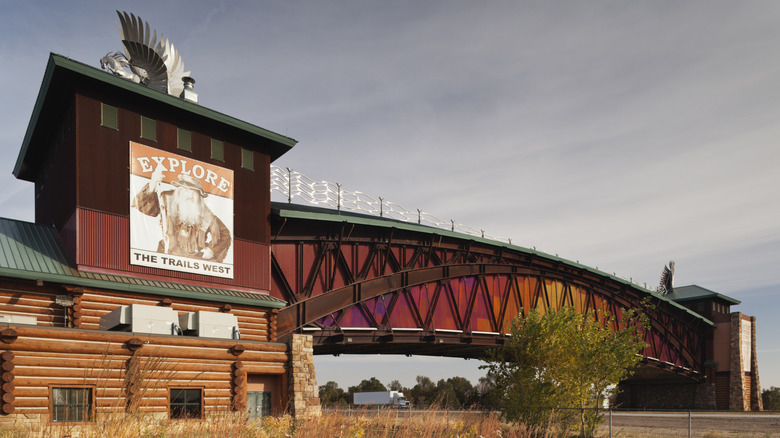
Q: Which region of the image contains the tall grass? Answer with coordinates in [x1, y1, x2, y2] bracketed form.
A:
[0, 407, 568, 438]
[0, 348, 568, 437]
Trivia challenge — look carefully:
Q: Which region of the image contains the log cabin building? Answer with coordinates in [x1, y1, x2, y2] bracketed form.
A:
[0, 53, 311, 424]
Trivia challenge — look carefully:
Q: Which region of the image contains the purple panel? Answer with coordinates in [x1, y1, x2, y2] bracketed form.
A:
[338, 306, 372, 328]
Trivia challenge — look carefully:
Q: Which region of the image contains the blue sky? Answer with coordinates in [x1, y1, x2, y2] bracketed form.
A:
[1, 1, 778, 391]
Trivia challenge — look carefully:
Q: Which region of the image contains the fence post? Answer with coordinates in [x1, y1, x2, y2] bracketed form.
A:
[688, 410, 692, 438]
[286, 168, 292, 203]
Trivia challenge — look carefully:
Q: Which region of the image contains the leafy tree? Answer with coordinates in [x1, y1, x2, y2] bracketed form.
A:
[484, 305, 647, 437]
[347, 377, 387, 403]
[763, 386, 780, 410]
[446, 376, 476, 407]
[410, 375, 436, 406]
[387, 379, 404, 392]
[474, 375, 503, 410]
[431, 376, 476, 408]
[435, 379, 460, 408]
[319, 381, 348, 406]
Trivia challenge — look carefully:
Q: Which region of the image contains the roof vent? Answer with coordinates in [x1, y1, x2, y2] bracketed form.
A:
[180, 76, 198, 104]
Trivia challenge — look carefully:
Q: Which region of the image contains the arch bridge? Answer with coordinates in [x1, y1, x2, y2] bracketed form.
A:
[269, 202, 712, 382]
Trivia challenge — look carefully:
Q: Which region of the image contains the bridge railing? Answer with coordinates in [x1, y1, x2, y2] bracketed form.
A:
[270, 165, 661, 291]
[271, 165, 507, 242]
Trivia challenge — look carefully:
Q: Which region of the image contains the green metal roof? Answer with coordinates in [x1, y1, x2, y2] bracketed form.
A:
[667, 285, 741, 305]
[14, 53, 297, 181]
[271, 201, 715, 327]
[0, 217, 285, 308]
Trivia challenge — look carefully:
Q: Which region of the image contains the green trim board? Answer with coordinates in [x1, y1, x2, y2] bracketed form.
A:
[14, 53, 297, 180]
[0, 217, 285, 309]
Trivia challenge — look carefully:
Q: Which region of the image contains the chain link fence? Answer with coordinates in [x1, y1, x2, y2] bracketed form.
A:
[323, 406, 780, 437]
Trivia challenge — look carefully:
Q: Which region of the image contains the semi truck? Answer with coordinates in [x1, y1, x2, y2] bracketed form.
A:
[353, 391, 411, 408]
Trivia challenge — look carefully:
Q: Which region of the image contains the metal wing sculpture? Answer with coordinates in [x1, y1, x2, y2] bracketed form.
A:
[100, 11, 190, 97]
[656, 260, 675, 296]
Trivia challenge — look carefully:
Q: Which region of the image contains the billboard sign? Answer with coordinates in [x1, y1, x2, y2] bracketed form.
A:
[129, 142, 234, 278]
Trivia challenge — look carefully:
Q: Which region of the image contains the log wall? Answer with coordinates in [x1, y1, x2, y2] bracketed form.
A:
[0, 285, 66, 327]
[75, 289, 275, 342]
[1, 325, 287, 418]
[0, 277, 288, 423]
[0, 281, 277, 343]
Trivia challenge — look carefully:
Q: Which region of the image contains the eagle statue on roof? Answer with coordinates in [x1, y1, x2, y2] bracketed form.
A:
[100, 11, 190, 97]
[656, 260, 675, 296]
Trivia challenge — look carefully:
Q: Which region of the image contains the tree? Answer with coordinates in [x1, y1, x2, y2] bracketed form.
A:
[410, 375, 436, 406]
[347, 377, 387, 403]
[319, 381, 348, 406]
[435, 379, 460, 408]
[474, 375, 503, 410]
[442, 376, 475, 408]
[484, 305, 648, 437]
[763, 386, 780, 410]
[387, 379, 405, 392]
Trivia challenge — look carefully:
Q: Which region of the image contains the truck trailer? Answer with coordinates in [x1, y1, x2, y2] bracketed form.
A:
[353, 391, 410, 408]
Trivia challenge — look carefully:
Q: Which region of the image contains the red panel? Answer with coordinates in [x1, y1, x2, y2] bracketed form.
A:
[386, 291, 420, 329]
[432, 283, 459, 331]
[355, 245, 371, 276]
[364, 296, 387, 324]
[455, 277, 474, 323]
[300, 244, 322, 295]
[502, 277, 523, 327]
[331, 252, 349, 291]
[339, 306, 372, 328]
[271, 242, 299, 294]
[468, 283, 493, 332]
[76, 208, 269, 291]
[409, 283, 436, 325]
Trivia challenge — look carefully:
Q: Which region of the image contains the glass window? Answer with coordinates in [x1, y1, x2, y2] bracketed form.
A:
[101, 103, 117, 129]
[170, 388, 202, 419]
[247, 391, 272, 419]
[177, 128, 191, 152]
[241, 148, 254, 170]
[52, 387, 93, 423]
[211, 139, 224, 161]
[141, 116, 156, 141]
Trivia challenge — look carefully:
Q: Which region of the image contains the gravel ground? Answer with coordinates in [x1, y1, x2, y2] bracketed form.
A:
[599, 411, 780, 437]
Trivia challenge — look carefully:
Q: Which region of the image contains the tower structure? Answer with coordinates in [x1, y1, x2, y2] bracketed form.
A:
[0, 50, 307, 425]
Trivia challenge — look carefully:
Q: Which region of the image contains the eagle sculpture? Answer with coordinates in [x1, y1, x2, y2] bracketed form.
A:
[656, 260, 675, 296]
[100, 11, 190, 97]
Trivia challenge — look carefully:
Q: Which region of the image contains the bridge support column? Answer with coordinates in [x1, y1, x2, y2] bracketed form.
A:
[728, 313, 762, 411]
[288, 334, 321, 418]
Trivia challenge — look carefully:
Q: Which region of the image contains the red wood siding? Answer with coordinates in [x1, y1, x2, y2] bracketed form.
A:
[77, 208, 269, 291]
[71, 93, 271, 243]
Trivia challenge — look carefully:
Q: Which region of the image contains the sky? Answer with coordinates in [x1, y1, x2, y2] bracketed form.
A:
[0, 1, 778, 392]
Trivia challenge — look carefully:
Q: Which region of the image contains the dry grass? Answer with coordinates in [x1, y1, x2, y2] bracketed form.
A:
[0, 407, 571, 438]
[0, 349, 571, 437]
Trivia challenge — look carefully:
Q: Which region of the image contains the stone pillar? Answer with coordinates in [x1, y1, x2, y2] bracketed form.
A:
[729, 312, 747, 410]
[750, 316, 762, 411]
[288, 334, 321, 418]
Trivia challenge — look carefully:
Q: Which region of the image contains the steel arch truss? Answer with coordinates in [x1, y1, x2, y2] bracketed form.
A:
[271, 217, 709, 379]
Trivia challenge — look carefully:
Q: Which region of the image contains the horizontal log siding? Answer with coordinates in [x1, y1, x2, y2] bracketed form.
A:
[78, 289, 272, 342]
[0, 291, 64, 326]
[4, 325, 287, 416]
